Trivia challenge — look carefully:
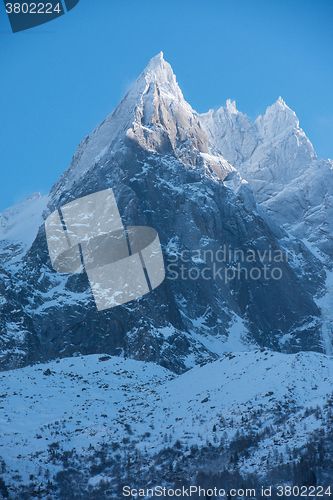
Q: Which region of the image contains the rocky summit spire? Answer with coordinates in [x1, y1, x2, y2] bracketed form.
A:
[122, 52, 209, 162]
[50, 53, 213, 201]
[111, 51, 187, 131]
[140, 51, 183, 100]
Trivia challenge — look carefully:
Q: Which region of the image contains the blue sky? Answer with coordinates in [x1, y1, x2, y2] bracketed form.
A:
[1, 0, 333, 211]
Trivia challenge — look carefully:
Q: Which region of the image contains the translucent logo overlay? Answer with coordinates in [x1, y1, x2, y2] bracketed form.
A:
[45, 189, 165, 311]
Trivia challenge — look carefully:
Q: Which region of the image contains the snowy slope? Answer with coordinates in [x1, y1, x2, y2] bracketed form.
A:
[0, 193, 48, 264]
[1, 350, 333, 491]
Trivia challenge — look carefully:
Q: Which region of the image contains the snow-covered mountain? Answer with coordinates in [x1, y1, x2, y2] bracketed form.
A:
[1, 350, 333, 497]
[1, 52, 333, 499]
[0, 53, 329, 374]
[201, 97, 333, 258]
[1, 54, 328, 375]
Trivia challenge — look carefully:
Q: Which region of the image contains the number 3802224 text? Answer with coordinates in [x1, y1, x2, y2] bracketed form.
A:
[5, 3, 62, 14]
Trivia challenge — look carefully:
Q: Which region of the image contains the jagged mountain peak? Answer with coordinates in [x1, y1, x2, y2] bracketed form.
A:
[50, 54, 233, 203]
[200, 100, 257, 168]
[276, 95, 287, 106]
[142, 51, 180, 92]
[255, 96, 299, 137]
[124, 51, 185, 106]
[201, 93, 331, 256]
[145, 50, 164, 68]
[143, 51, 168, 77]
[225, 99, 238, 114]
[123, 52, 209, 158]
[207, 99, 240, 117]
[253, 97, 317, 163]
[269, 96, 292, 111]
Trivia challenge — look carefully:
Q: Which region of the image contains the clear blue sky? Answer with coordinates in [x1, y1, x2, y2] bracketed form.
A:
[1, 0, 333, 211]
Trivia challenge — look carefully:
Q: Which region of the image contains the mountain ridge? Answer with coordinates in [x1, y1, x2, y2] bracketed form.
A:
[1, 349, 333, 496]
[201, 92, 333, 259]
[0, 53, 330, 374]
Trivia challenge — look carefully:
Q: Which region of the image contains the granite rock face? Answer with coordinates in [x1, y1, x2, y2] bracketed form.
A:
[0, 54, 327, 373]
